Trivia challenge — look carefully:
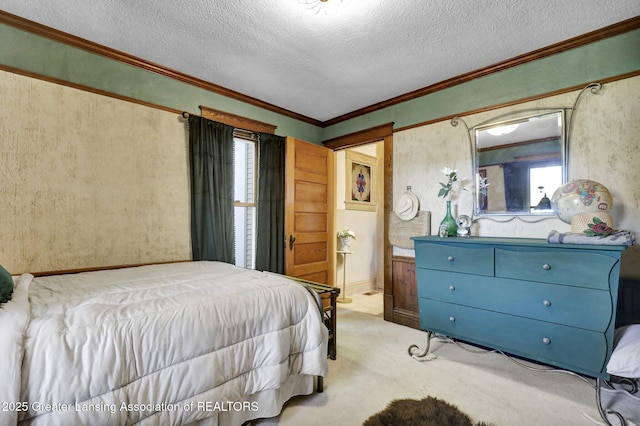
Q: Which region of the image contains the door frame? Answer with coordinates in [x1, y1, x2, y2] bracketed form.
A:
[323, 123, 394, 319]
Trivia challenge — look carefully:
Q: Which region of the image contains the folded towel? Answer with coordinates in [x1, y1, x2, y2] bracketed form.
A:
[547, 230, 636, 246]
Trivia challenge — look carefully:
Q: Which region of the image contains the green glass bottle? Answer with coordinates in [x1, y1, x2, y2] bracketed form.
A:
[439, 200, 458, 237]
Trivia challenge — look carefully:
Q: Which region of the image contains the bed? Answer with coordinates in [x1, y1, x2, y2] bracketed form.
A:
[0, 261, 328, 426]
[597, 324, 640, 425]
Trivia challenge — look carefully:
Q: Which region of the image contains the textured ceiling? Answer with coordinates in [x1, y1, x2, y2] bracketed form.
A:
[1, 1, 639, 122]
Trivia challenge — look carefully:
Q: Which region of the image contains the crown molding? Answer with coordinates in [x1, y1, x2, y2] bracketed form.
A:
[392, 70, 640, 133]
[323, 16, 640, 127]
[1, 11, 638, 129]
[0, 10, 322, 127]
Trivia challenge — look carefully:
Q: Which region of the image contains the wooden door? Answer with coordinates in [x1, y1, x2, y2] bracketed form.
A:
[285, 137, 335, 285]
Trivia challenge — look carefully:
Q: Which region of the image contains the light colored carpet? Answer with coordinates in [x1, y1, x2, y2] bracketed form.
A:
[252, 292, 605, 426]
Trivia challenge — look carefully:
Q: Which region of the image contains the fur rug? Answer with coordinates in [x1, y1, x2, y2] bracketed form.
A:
[362, 396, 493, 426]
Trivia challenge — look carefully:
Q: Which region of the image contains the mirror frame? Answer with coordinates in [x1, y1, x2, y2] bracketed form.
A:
[451, 82, 602, 222]
[471, 108, 567, 218]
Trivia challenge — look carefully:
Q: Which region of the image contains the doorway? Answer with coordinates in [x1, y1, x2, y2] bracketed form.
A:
[323, 122, 393, 320]
[333, 142, 384, 316]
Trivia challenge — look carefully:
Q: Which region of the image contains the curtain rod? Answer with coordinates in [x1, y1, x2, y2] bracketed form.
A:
[181, 111, 190, 119]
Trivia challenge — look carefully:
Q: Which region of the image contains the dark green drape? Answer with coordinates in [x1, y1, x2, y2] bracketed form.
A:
[255, 133, 285, 274]
[503, 162, 529, 212]
[188, 116, 235, 263]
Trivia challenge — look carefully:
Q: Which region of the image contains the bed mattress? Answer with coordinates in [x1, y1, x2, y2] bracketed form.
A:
[0, 261, 328, 425]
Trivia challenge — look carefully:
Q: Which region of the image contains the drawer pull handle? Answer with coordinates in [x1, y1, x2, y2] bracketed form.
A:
[543, 300, 551, 307]
[449, 285, 455, 291]
[542, 263, 551, 270]
[542, 337, 551, 345]
[447, 256, 455, 262]
[449, 316, 456, 322]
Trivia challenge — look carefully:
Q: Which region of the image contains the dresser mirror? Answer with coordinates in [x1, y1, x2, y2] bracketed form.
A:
[472, 110, 566, 217]
[449, 82, 601, 221]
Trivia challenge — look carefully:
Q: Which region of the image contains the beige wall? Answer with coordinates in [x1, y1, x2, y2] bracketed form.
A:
[2, 69, 638, 279]
[393, 76, 640, 278]
[0, 70, 191, 274]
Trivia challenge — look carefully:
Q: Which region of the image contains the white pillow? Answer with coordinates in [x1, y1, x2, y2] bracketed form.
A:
[607, 325, 640, 378]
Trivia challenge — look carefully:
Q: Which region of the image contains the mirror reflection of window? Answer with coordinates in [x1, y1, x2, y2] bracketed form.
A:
[529, 165, 562, 211]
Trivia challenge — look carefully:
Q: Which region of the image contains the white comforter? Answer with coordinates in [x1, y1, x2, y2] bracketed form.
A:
[0, 262, 328, 425]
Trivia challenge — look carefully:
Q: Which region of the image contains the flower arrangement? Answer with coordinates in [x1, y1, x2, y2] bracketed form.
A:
[478, 176, 490, 196]
[584, 217, 617, 237]
[337, 229, 356, 240]
[438, 167, 467, 200]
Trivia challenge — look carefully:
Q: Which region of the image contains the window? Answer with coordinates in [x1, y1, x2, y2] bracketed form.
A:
[233, 131, 258, 269]
[529, 165, 562, 210]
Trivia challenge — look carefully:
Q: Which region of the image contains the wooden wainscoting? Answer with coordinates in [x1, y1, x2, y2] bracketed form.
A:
[389, 255, 420, 329]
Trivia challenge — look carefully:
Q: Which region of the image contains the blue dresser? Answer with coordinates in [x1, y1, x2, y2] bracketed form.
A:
[411, 236, 627, 378]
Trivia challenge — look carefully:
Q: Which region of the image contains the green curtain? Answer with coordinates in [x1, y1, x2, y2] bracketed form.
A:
[255, 133, 285, 274]
[188, 115, 235, 263]
[503, 162, 529, 212]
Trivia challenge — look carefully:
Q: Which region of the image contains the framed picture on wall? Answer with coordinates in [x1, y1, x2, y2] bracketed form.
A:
[345, 150, 377, 211]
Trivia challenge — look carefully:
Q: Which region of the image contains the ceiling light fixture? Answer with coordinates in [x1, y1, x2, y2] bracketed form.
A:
[299, 0, 346, 15]
[486, 123, 519, 136]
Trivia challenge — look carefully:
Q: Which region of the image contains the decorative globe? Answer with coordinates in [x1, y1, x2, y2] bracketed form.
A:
[550, 179, 613, 224]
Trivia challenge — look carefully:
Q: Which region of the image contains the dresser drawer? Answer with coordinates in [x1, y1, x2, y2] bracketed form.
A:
[495, 248, 618, 290]
[419, 299, 608, 375]
[419, 270, 613, 331]
[415, 242, 494, 276]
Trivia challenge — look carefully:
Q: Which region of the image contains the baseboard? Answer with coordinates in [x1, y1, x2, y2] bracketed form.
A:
[391, 308, 420, 329]
[344, 279, 376, 296]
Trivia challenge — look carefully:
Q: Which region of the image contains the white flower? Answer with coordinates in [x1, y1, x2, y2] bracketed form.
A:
[337, 229, 356, 239]
[441, 166, 456, 176]
[438, 166, 467, 200]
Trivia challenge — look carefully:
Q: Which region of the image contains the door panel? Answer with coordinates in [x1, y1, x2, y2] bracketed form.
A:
[294, 241, 328, 264]
[295, 213, 328, 233]
[296, 181, 328, 203]
[285, 137, 335, 285]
